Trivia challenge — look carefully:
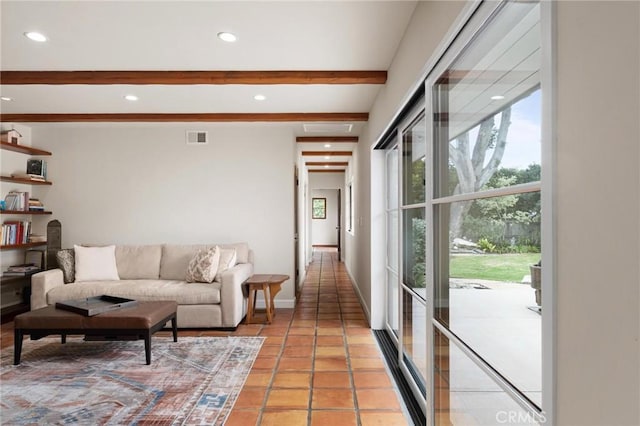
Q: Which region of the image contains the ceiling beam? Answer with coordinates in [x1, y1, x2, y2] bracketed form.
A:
[308, 170, 345, 173]
[1, 70, 387, 85]
[305, 162, 349, 166]
[0, 113, 368, 123]
[301, 151, 352, 156]
[296, 136, 358, 143]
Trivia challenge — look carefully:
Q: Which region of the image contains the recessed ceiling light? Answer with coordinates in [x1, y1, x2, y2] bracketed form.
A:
[253, 94, 266, 101]
[24, 31, 47, 42]
[491, 95, 505, 100]
[324, 165, 329, 168]
[124, 94, 138, 101]
[217, 32, 237, 42]
[324, 144, 331, 148]
[324, 156, 330, 160]
[1, 97, 12, 101]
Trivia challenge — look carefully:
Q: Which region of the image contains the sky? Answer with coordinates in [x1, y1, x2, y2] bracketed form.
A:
[466, 89, 541, 170]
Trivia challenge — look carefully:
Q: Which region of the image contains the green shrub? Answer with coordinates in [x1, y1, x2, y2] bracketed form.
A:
[478, 238, 496, 253]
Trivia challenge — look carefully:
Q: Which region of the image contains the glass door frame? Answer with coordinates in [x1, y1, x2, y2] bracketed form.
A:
[423, 0, 556, 424]
[384, 100, 429, 414]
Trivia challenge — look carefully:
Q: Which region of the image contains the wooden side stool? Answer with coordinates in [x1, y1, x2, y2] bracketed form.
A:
[245, 274, 289, 324]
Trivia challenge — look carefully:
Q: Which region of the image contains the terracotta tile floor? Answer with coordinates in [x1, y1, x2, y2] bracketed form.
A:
[0, 249, 409, 425]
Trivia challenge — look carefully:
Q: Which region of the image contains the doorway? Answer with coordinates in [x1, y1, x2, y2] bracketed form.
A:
[310, 188, 341, 253]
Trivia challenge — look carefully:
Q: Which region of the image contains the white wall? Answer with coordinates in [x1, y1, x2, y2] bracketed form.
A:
[310, 188, 338, 246]
[308, 172, 345, 257]
[344, 0, 466, 327]
[554, 2, 640, 424]
[30, 124, 297, 306]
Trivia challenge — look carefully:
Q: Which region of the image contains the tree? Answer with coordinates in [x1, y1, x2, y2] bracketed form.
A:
[448, 107, 512, 239]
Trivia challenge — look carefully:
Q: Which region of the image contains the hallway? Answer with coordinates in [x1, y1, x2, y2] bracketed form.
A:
[227, 249, 409, 425]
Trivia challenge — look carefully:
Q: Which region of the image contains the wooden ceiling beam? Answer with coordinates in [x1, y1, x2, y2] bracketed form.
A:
[296, 136, 358, 143]
[301, 151, 352, 156]
[305, 162, 349, 166]
[0, 113, 368, 123]
[1, 70, 387, 85]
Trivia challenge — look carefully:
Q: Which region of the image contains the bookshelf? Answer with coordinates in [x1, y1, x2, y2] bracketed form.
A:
[1, 140, 52, 322]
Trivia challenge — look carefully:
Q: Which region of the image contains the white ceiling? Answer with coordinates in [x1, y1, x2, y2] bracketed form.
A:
[0, 0, 418, 136]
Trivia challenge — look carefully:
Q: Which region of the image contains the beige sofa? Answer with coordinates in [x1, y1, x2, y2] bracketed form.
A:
[30, 243, 253, 328]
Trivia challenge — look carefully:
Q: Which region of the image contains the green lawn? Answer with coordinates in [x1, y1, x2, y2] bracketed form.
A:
[450, 253, 540, 282]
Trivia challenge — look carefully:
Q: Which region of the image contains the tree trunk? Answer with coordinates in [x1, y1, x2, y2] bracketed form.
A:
[448, 107, 512, 241]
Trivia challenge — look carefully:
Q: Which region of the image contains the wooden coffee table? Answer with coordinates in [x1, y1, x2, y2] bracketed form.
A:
[245, 274, 289, 324]
[13, 301, 178, 365]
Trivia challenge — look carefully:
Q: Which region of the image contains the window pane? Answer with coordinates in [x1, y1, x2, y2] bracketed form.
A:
[434, 2, 541, 199]
[402, 290, 427, 386]
[402, 114, 426, 205]
[435, 193, 542, 407]
[402, 208, 426, 296]
[387, 270, 399, 337]
[387, 147, 399, 209]
[434, 328, 543, 425]
[387, 210, 398, 272]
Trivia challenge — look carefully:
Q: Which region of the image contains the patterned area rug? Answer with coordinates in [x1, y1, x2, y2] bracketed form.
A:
[0, 336, 263, 425]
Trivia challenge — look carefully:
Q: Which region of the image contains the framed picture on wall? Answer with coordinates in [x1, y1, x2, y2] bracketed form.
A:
[312, 198, 326, 219]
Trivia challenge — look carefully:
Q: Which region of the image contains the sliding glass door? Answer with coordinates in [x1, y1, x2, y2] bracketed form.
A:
[430, 1, 543, 422]
[382, 0, 548, 423]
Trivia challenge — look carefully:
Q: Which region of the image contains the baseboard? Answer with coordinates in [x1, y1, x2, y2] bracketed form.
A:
[345, 265, 372, 326]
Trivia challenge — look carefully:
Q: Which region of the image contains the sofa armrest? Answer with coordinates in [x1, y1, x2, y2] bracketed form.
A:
[220, 263, 254, 327]
[31, 269, 65, 310]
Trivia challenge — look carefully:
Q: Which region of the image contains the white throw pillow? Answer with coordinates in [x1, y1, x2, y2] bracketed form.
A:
[215, 247, 237, 282]
[186, 247, 220, 283]
[74, 245, 120, 282]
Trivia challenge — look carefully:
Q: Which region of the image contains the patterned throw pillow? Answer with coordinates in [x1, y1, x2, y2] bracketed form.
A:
[186, 247, 220, 283]
[56, 249, 75, 283]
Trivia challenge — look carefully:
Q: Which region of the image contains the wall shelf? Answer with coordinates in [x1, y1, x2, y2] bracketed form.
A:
[1, 210, 52, 215]
[0, 242, 46, 251]
[0, 141, 51, 156]
[1, 272, 40, 285]
[0, 176, 52, 185]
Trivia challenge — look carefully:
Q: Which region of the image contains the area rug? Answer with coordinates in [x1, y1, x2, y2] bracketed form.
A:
[0, 336, 264, 425]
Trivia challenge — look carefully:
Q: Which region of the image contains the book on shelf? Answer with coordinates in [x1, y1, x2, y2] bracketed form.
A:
[3, 191, 30, 211]
[28, 198, 45, 211]
[28, 234, 46, 243]
[1, 220, 32, 245]
[3, 263, 41, 276]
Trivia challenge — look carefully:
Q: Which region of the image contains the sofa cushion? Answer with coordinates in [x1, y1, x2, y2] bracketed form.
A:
[56, 249, 75, 283]
[160, 244, 208, 280]
[74, 245, 120, 282]
[186, 247, 220, 283]
[219, 242, 249, 264]
[159, 243, 250, 280]
[115, 245, 162, 279]
[216, 247, 237, 282]
[47, 279, 221, 305]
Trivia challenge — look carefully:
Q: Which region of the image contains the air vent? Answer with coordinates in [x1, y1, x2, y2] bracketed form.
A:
[186, 130, 208, 145]
[303, 123, 353, 133]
